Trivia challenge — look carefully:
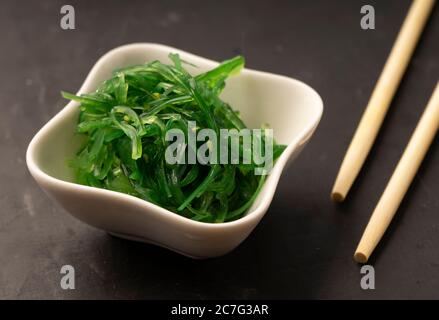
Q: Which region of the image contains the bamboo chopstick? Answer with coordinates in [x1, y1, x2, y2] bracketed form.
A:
[354, 82, 439, 263]
[331, 0, 436, 202]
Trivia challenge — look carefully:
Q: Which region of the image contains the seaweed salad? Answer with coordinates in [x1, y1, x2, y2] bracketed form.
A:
[62, 54, 285, 223]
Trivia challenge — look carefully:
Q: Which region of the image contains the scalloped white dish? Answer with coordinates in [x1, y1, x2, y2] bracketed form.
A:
[26, 43, 323, 258]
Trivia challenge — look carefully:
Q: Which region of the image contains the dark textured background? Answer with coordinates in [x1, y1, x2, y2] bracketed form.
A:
[1, 0, 438, 299]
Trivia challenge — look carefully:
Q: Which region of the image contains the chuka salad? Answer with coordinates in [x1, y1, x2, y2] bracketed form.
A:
[62, 54, 286, 223]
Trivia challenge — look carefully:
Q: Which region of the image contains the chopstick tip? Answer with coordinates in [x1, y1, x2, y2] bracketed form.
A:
[354, 251, 368, 264]
[331, 191, 345, 202]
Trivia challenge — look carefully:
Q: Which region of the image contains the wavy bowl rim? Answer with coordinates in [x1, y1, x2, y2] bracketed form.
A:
[26, 43, 324, 231]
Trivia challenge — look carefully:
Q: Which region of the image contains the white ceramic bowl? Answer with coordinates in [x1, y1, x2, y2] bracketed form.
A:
[26, 43, 323, 258]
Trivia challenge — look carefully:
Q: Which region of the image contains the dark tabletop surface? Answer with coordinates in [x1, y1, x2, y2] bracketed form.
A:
[1, 0, 438, 299]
